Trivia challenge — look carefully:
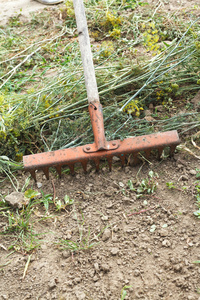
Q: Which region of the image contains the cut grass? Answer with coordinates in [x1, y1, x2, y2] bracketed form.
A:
[0, 2, 199, 161]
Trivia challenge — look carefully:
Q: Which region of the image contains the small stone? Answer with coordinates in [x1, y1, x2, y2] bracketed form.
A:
[162, 240, 171, 247]
[48, 279, 57, 290]
[159, 229, 168, 237]
[5, 192, 29, 209]
[106, 201, 114, 208]
[100, 263, 110, 273]
[36, 182, 42, 188]
[93, 275, 99, 282]
[75, 290, 86, 300]
[134, 269, 140, 277]
[102, 228, 111, 241]
[180, 175, 188, 181]
[122, 197, 131, 205]
[101, 215, 109, 221]
[94, 262, 99, 271]
[110, 247, 119, 255]
[174, 264, 183, 272]
[189, 170, 197, 175]
[62, 251, 71, 259]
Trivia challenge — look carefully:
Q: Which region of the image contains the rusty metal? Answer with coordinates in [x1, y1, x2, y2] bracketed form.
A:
[83, 102, 119, 153]
[23, 105, 180, 180]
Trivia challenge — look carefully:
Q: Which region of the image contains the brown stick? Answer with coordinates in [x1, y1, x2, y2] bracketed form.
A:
[128, 207, 155, 217]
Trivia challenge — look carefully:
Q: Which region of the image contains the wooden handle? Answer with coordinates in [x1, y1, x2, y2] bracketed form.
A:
[73, 0, 99, 103]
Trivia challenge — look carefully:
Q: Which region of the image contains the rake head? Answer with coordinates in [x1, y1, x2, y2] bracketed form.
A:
[23, 102, 180, 181]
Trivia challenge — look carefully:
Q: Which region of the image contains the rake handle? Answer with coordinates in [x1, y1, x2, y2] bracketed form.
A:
[73, 0, 99, 103]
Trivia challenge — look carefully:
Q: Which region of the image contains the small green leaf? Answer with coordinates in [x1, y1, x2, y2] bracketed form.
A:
[64, 195, 74, 205]
[24, 189, 40, 199]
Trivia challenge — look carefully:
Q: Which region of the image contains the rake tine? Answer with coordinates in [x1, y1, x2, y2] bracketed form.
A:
[68, 164, 75, 175]
[144, 149, 151, 160]
[30, 170, 37, 182]
[157, 147, 164, 159]
[43, 167, 49, 180]
[133, 152, 139, 165]
[120, 154, 126, 167]
[55, 165, 62, 178]
[170, 145, 176, 156]
[107, 156, 113, 171]
[81, 160, 88, 173]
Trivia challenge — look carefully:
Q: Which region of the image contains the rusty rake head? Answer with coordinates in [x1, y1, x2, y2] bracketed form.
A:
[23, 102, 180, 181]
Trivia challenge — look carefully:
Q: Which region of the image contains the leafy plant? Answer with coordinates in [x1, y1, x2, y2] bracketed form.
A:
[33, 190, 53, 212]
[196, 168, 200, 179]
[121, 285, 132, 300]
[166, 182, 176, 189]
[1, 205, 40, 253]
[137, 171, 158, 197]
[55, 194, 74, 211]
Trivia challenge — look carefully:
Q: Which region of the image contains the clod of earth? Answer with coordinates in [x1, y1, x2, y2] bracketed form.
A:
[5, 192, 29, 209]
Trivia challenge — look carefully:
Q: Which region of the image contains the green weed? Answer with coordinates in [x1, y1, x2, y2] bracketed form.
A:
[128, 170, 158, 198]
[1, 205, 40, 253]
[121, 285, 132, 300]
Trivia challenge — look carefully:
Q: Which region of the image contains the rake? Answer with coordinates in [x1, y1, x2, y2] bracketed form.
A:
[23, 0, 180, 181]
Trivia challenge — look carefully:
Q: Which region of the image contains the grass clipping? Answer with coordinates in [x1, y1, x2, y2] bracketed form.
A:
[0, 7, 200, 162]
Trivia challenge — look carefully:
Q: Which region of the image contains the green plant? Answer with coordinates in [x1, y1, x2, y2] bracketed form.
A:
[196, 168, 200, 179]
[166, 182, 176, 189]
[1, 205, 40, 253]
[55, 194, 74, 211]
[121, 285, 132, 300]
[136, 171, 158, 197]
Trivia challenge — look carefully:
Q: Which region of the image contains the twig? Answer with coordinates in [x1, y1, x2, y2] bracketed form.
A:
[22, 255, 32, 279]
[51, 180, 56, 206]
[128, 207, 155, 217]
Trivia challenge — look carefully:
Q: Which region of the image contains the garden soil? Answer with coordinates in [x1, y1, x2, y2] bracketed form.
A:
[0, 0, 200, 299]
[1, 154, 200, 300]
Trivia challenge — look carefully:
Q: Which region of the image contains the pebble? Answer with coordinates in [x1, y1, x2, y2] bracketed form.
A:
[180, 175, 189, 181]
[102, 228, 111, 241]
[94, 262, 99, 271]
[100, 263, 110, 273]
[93, 275, 99, 282]
[62, 251, 71, 259]
[101, 215, 109, 221]
[36, 182, 42, 188]
[162, 240, 171, 247]
[110, 247, 119, 255]
[159, 229, 168, 237]
[106, 201, 114, 208]
[189, 169, 197, 175]
[75, 290, 86, 300]
[134, 269, 140, 277]
[48, 279, 57, 290]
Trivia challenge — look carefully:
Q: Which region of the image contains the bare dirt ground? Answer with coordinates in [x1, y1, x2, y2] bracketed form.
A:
[0, 0, 63, 25]
[1, 154, 200, 300]
[0, 1, 200, 300]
